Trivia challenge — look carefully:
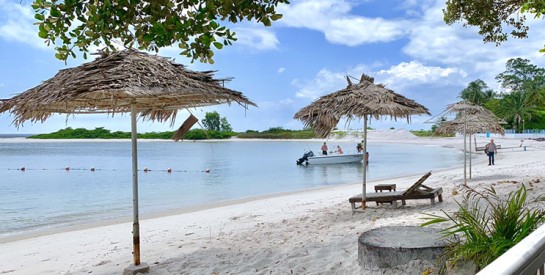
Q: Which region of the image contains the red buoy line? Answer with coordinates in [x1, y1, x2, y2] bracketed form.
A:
[10, 166, 211, 173]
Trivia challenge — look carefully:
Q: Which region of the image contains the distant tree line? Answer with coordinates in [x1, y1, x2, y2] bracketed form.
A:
[237, 127, 315, 139]
[28, 127, 175, 139]
[28, 112, 317, 140]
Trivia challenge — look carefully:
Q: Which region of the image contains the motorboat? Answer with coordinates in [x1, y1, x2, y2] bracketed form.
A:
[296, 150, 364, 165]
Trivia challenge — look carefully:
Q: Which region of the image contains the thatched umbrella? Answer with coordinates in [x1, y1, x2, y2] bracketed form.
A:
[294, 74, 430, 209]
[432, 101, 505, 184]
[0, 49, 255, 272]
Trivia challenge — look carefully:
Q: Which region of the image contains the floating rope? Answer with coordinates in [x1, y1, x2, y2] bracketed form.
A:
[10, 166, 211, 173]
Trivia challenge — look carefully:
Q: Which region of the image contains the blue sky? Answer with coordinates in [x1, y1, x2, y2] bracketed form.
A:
[1, 0, 545, 134]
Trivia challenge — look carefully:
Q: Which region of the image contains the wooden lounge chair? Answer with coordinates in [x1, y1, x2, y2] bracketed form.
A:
[348, 171, 442, 210]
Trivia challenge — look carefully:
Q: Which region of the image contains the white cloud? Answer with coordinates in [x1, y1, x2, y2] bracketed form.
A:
[233, 28, 279, 51]
[279, 0, 409, 46]
[0, 0, 47, 49]
[292, 69, 345, 100]
[278, 67, 286, 74]
[292, 64, 370, 100]
[278, 0, 351, 30]
[378, 61, 467, 86]
[326, 17, 408, 45]
[402, 2, 545, 87]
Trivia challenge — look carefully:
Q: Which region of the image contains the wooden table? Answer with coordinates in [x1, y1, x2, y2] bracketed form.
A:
[374, 184, 396, 192]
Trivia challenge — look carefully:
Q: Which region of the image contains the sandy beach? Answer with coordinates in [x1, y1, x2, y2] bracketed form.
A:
[1, 131, 544, 274]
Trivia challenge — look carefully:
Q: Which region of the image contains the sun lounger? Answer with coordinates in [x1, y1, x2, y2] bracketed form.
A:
[348, 171, 442, 210]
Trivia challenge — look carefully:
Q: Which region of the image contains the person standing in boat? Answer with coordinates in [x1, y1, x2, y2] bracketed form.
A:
[321, 142, 328, 155]
[336, 145, 343, 154]
[356, 141, 363, 153]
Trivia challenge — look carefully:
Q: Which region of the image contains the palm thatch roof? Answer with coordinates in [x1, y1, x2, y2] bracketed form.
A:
[293, 74, 430, 137]
[0, 49, 256, 126]
[434, 114, 506, 135]
[432, 101, 505, 136]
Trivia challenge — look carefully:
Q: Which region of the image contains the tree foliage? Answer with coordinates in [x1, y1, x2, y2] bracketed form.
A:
[32, 0, 289, 62]
[237, 127, 315, 139]
[496, 58, 545, 105]
[28, 127, 174, 139]
[202, 111, 220, 131]
[443, 0, 545, 52]
[202, 111, 232, 132]
[493, 58, 545, 132]
[460, 79, 495, 105]
[220, 117, 232, 132]
[460, 58, 545, 132]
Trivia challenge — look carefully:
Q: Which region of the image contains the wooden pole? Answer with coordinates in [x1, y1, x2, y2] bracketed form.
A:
[131, 104, 141, 265]
[124, 105, 150, 274]
[463, 122, 467, 185]
[362, 115, 368, 209]
[469, 134, 472, 179]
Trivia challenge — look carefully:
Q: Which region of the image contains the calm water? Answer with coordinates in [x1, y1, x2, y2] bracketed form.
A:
[0, 140, 462, 237]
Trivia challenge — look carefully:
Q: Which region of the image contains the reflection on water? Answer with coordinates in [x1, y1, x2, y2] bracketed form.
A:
[299, 162, 365, 187]
[0, 140, 462, 236]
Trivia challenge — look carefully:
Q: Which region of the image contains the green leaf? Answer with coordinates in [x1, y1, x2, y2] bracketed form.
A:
[35, 13, 45, 21]
[213, 41, 223, 49]
[270, 14, 283, 21]
[143, 33, 154, 42]
[38, 31, 48, 39]
[262, 17, 271, 27]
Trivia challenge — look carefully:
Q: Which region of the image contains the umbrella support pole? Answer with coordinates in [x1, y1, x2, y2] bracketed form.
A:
[463, 122, 467, 185]
[469, 134, 472, 179]
[361, 116, 368, 209]
[124, 105, 149, 275]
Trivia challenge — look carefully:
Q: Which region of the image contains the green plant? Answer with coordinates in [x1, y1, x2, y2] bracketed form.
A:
[331, 131, 347, 139]
[410, 130, 433, 137]
[422, 184, 545, 271]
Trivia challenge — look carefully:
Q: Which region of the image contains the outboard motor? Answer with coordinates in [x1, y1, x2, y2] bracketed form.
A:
[296, 150, 315, 165]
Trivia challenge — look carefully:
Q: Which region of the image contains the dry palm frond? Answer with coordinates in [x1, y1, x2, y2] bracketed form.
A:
[293, 73, 430, 137]
[172, 114, 199, 141]
[433, 101, 506, 136]
[0, 49, 256, 127]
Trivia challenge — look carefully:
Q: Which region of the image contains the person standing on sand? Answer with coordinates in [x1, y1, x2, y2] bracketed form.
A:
[321, 142, 328, 155]
[485, 139, 498, 165]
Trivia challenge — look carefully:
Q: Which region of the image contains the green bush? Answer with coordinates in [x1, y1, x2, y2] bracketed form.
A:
[410, 130, 433, 137]
[422, 185, 545, 271]
[331, 131, 346, 139]
[237, 129, 315, 139]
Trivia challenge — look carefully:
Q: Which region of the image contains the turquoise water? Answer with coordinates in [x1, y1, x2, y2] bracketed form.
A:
[0, 140, 462, 237]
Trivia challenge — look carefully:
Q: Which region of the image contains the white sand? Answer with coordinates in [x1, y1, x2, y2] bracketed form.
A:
[1, 131, 544, 274]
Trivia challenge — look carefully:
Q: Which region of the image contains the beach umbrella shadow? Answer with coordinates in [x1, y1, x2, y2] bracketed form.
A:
[293, 74, 430, 210]
[0, 49, 256, 272]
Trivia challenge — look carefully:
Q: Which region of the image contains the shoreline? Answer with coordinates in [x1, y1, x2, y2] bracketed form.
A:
[1, 135, 544, 274]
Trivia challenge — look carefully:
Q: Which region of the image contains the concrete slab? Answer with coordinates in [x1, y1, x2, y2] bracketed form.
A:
[358, 226, 449, 274]
[123, 262, 150, 275]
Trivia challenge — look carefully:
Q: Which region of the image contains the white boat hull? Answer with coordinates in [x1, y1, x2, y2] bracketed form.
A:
[306, 153, 363, 165]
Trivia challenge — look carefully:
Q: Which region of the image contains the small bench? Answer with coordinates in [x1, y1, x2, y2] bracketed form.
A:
[375, 184, 396, 192]
[373, 184, 397, 205]
[476, 144, 501, 151]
